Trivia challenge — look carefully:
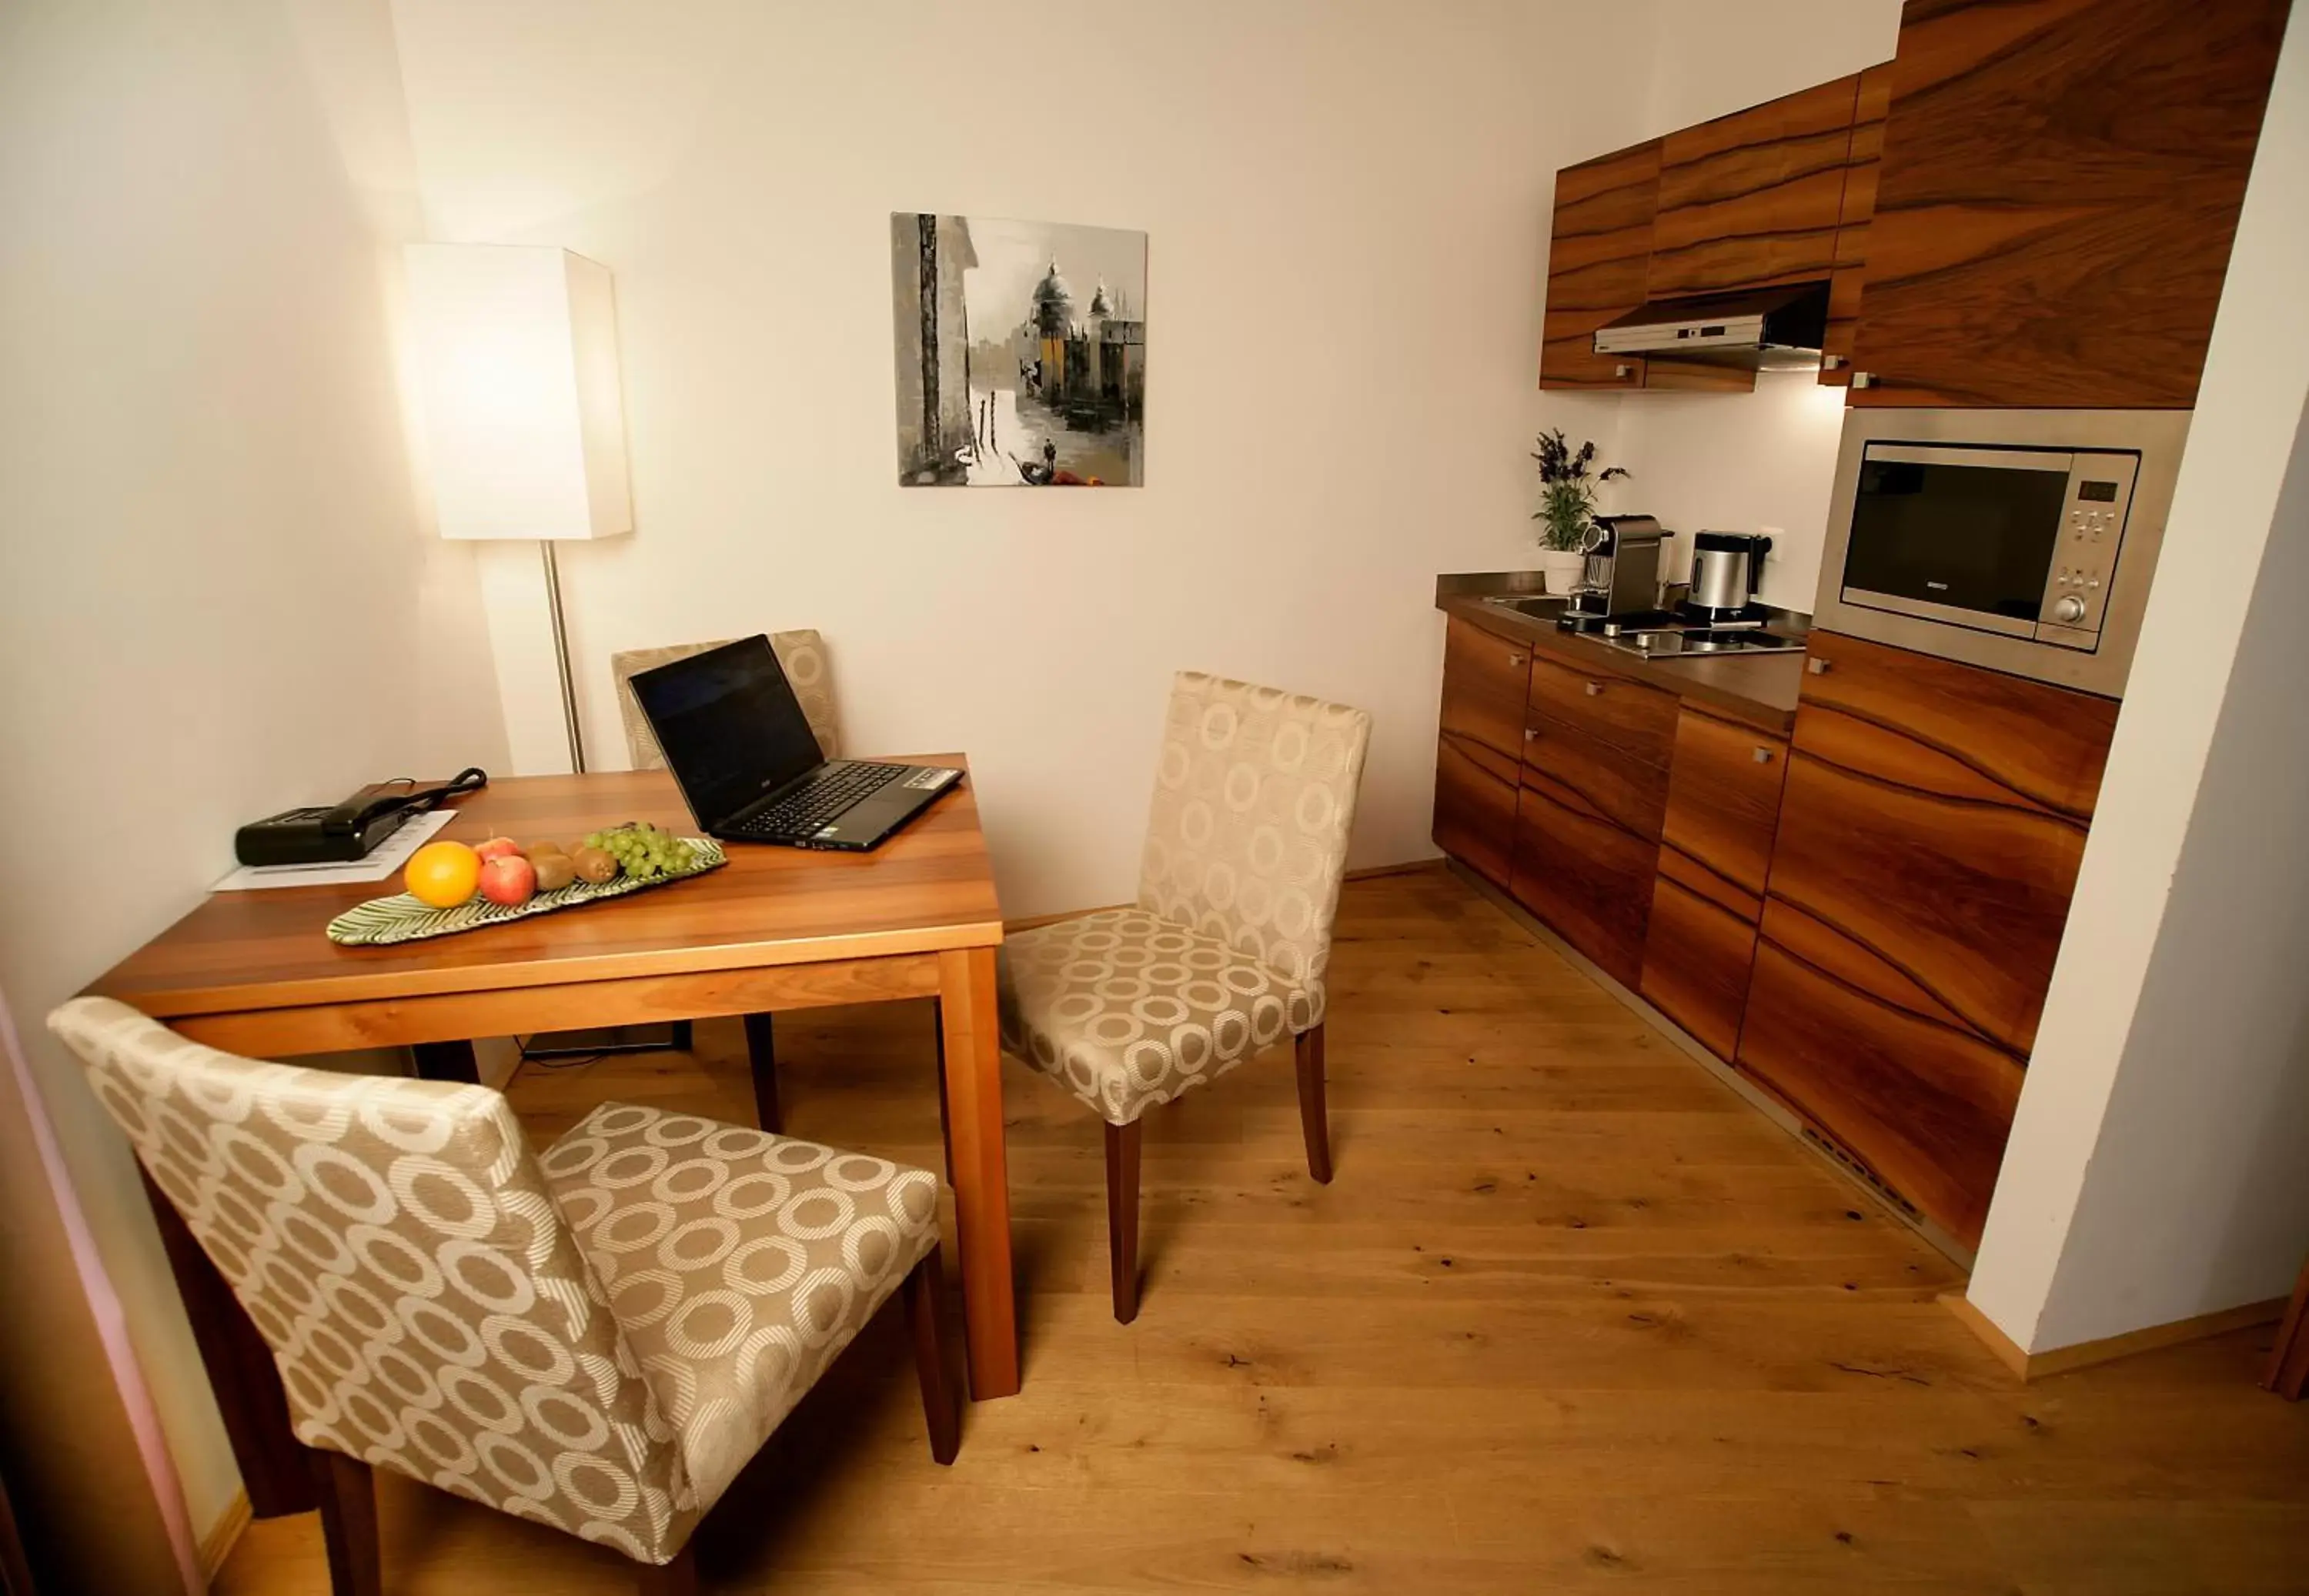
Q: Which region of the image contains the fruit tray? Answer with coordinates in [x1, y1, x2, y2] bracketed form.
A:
[325, 837, 727, 947]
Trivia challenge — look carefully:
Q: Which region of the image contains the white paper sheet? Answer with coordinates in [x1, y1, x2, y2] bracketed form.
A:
[212, 809, 458, 892]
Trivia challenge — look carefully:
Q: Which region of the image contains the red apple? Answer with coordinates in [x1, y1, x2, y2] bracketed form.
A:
[477, 854, 537, 907]
[473, 836, 524, 863]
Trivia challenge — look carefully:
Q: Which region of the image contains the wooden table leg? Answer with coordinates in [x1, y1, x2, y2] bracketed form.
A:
[936, 947, 1018, 1399]
[139, 1170, 316, 1517]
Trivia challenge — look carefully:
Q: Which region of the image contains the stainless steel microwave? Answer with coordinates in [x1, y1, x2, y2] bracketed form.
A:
[1813, 408, 2193, 697]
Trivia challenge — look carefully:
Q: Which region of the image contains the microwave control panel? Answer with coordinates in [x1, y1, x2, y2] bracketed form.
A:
[2038, 452, 2140, 649]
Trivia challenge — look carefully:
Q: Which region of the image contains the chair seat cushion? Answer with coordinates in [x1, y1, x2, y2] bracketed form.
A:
[997, 908, 1323, 1126]
[540, 1104, 939, 1511]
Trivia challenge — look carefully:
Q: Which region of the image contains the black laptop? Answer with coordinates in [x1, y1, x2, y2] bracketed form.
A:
[629, 636, 961, 850]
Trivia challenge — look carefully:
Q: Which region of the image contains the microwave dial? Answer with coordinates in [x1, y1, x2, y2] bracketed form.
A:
[2052, 595, 2088, 625]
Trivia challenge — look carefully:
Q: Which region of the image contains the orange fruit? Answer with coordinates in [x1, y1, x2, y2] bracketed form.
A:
[404, 840, 481, 908]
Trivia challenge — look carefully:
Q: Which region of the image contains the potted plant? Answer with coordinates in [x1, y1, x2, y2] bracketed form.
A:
[1531, 429, 1629, 595]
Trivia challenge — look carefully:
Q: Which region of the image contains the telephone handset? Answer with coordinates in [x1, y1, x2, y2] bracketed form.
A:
[235, 768, 489, 866]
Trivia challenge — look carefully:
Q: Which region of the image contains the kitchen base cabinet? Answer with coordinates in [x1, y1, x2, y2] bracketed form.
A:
[1510, 770, 1657, 991]
[1434, 734, 1518, 889]
[1738, 934, 2024, 1246]
[1433, 617, 1533, 887]
[1737, 631, 2115, 1248]
[1640, 709, 1790, 1060]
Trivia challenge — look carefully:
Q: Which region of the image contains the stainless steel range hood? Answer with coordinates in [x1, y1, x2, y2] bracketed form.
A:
[1592, 281, 1829, 371]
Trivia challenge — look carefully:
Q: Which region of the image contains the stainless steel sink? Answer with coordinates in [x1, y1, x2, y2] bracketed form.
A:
[1482, 594, 1563, 619]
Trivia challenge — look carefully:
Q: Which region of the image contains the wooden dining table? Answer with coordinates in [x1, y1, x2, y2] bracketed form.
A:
[85, 764, 1015, 1518]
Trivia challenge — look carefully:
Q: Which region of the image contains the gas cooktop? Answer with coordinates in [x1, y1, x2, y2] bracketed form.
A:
[1598, 626, 1807, 659]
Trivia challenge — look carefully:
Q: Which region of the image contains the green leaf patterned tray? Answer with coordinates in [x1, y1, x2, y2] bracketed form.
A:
[325, 839, 727, 946]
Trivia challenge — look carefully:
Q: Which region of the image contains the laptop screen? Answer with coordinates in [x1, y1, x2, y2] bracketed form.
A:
[630, 636, 826, 826]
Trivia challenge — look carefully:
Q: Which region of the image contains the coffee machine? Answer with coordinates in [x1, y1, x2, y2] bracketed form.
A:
[1679, 530, 1773, 625]
[1561, 515, 1672, 630]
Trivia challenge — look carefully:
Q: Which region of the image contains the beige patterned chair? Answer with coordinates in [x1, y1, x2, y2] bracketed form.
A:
[609, 629, 840, 1117]
[611, 630, 838, 771]
[49, 997, 957, 1595]
[997, 673, 1372, 1322]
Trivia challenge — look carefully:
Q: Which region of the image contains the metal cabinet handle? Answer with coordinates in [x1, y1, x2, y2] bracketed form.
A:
[1753, 746, 1774, 764]
[1523, 727, 1541, 743]
[1807, 657, 1833, 676]
[1507, 653, 1526, 667]
[1614, 363, 1633, 380]
[1584, 682, 1604, 697]
[1852, 371, 1876, 389]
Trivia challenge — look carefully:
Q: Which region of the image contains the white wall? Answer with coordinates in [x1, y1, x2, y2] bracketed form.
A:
[1605, 369, 1853, 611]
[389, 0, 1691, 917]
[0, 0, 507, 1539]
[1968, 5, 2309, 1352]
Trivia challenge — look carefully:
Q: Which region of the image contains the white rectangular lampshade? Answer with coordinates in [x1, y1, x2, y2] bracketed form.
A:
[404, 243, 632, 541]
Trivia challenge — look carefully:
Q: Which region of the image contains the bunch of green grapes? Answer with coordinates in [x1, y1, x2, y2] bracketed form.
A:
[583, 822, 699, 881]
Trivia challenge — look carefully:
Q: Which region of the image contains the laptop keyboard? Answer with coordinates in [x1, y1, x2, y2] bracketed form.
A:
[727, 763, 907, 838]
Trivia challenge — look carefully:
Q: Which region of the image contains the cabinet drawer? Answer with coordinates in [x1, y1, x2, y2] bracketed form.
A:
[1434, 734, 1519, 889]
[1522, 719, 1669, 844]
[1440, 616, 1532, 776]
[1640, 872, 1760, 1063]
[1509, 770, 1657, 990]
[1658, 710, 1789, 920]
[1525, 653, 1678, 773]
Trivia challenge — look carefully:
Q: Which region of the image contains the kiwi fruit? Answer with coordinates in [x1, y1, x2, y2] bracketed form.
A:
[532, 852, 576, 891]
[571, 846, 618, 885]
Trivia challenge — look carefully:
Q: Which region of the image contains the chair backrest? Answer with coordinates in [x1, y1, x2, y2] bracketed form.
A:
[610, 629, 839, 770]
[1135, 672, 1372, 994]
[48, 998, 697, 1564]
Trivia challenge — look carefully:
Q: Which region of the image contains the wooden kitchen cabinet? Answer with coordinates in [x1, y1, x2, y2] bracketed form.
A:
[1640, 709, 1789, 1062]
[1736, 633, 2117, 1246]
[1539, 139, 1660, 390]
[1847, 0, 2288, 409]
[1819, 64, 1892, 386]
[1648, 76, 1862, 299]
[1512, 659, 1677, 989]
[1510, 769, 1659, 991]
[1433, 616, 1532, 888]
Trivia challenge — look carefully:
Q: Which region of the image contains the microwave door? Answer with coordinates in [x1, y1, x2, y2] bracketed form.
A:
[1841, 445, 2074, 639]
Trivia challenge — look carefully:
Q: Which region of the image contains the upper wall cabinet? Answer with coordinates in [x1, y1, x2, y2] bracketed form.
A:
[1647, 77, 1862, 299]
[1542, 78, 1876, 395]
[1818, 65, 1893, 388]
[1846, 0, 2290, 409]
[1539, 140, 1662, 391]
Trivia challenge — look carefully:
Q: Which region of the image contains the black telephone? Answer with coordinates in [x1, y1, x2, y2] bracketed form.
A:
[234, 769, 489, 866]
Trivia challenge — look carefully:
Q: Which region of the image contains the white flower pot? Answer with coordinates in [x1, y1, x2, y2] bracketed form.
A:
[1539, 549, 1586, 595]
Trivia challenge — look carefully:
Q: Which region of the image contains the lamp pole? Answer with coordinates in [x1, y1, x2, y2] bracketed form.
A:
[541, 540, 586, 774]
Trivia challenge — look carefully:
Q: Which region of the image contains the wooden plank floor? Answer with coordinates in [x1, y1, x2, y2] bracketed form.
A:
[216, 865, 2309, 1594]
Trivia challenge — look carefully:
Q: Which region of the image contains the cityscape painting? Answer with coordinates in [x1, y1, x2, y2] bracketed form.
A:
[891, 212, 1146, 486]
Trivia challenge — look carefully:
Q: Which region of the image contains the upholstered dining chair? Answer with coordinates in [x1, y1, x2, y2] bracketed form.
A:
[610, 629, 840, 1124]
[997, 673, 1372, 1323]
[49, 997, 957, 1595]
[611, 630, 840, 771]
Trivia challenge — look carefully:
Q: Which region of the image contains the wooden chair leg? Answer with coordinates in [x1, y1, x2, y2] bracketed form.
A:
[742, 1011, 782, 1134]
[902, 1245, 961, 1464]
[1295, 1023, 1333, 1184]
[307, 1448, 381, 1596]
[634, 1542, 698, 1596]
[1105, 1118, 1142, 1324]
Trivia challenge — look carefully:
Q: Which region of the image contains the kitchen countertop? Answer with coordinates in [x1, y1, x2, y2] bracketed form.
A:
[1436, 571, 1807, 735]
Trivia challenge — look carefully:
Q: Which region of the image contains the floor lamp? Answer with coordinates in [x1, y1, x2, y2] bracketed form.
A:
[404, 243, 683, 1057]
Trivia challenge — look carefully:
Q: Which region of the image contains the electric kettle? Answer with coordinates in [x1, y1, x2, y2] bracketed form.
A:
[1682, 530, 1773, 623]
